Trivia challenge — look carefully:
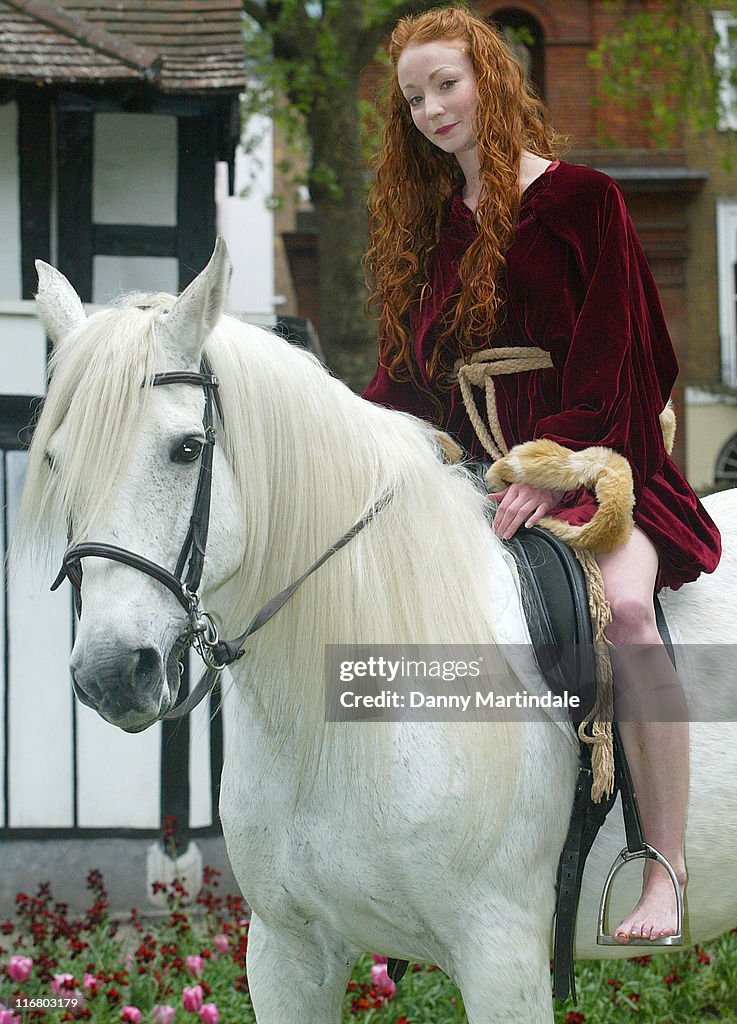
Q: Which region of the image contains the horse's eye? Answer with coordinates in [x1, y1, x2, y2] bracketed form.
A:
[172, 437, 204, 463]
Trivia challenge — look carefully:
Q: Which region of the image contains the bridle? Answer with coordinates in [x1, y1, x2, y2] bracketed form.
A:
[51, 359, 392, 720]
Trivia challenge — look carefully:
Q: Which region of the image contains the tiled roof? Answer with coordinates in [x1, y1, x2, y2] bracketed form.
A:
[0, 0, 245, 92]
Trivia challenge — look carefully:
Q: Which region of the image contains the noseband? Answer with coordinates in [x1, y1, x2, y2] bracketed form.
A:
[51, 360, 392, 719]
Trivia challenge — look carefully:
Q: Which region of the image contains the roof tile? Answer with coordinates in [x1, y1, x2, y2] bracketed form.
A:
[0, 0, 245, 91]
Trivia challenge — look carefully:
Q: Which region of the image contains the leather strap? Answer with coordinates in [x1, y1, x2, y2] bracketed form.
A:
[207, 489, 395, 668]
[163, 488, 395, 719]
[52, 542, 193, 611]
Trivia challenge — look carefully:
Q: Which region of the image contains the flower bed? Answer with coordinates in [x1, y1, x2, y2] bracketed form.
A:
[2, 866, 737, 1023]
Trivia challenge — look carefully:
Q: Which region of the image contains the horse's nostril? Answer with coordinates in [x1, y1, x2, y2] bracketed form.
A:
[134, 647, 162, 689]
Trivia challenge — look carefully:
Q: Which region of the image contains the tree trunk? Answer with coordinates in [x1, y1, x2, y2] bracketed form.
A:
[308, 66, 377, 381]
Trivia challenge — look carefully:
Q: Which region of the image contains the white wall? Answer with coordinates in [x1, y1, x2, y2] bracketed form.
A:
[216, 113, 275, 316]
[92, 112, 180, 301]
[0, 302, 48, 397]
[686, 390, 737, 491]
[0, 102, 21, 303]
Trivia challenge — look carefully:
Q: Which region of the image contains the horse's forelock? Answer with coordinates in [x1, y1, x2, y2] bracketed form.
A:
[19, 300, 168, 552]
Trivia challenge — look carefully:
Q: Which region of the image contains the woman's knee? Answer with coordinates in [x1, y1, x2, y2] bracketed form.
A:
[605, 592, 659, 644]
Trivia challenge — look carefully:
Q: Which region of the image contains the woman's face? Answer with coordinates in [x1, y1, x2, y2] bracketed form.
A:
[396, 40, 478, 158]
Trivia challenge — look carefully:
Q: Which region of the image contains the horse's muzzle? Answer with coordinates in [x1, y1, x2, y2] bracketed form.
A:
[71, 645, 169, 732]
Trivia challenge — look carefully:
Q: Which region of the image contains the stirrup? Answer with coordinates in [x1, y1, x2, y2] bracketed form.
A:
[597, 844, 684, 946]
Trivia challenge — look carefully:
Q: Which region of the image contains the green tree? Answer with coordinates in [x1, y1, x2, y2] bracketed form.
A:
[241, 0, 431, 374]
[590, 1, 737, 147]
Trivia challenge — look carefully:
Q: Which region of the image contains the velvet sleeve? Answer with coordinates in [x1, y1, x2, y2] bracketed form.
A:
[531, 174, 678, 499]
[362, 359, 435, 419]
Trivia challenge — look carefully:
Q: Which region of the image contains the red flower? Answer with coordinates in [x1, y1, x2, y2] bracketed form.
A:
[564, 1013, 586, 1024]
[663, 967, 683, 988]
[160, 816, 178, 842]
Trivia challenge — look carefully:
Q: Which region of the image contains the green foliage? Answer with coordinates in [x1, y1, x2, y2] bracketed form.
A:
[590, 1, 737, 147]
[239, 2, 428, 198]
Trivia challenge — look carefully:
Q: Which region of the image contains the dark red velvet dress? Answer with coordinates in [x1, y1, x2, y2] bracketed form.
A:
[363, 160, 721, 589]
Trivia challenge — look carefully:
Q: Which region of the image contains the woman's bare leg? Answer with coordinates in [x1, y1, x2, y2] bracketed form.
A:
[597, 527, 688, 942]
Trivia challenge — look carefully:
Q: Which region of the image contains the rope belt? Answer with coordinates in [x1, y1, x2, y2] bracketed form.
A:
[456, 345, 615, 800]
[455, 346, 554, 460]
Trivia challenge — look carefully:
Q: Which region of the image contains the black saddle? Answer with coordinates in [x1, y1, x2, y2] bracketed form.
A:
[504, 525, 598, 716]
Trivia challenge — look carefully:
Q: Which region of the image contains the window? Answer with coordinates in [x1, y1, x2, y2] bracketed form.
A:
[716, 432, 737, 483]
[713, 10, 737, 131]
[716, 200, 737, 386]
[490, 8, 546, 100]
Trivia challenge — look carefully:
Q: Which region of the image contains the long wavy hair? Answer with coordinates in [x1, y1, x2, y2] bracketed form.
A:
[366, 6, 558, 390]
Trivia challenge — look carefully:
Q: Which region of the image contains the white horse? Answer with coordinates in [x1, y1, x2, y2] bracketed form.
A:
[18, 241, 737, 1024]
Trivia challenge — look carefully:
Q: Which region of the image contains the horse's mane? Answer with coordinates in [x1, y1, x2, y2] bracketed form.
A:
[19, 293, 526, 851]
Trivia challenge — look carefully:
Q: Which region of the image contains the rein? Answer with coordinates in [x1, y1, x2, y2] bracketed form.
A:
[50, 361, 392, 720]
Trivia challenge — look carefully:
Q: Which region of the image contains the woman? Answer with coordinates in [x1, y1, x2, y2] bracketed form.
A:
[363, 5, 721, 944]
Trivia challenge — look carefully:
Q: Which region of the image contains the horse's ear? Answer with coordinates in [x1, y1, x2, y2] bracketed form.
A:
[160, 237, 232, 363]
[35, 260, 87, 348]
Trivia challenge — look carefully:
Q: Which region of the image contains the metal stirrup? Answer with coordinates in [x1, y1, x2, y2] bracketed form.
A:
[597, 844, 684, 946]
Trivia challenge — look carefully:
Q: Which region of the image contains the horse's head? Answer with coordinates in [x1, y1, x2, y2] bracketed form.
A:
[23, 240, 245, 732]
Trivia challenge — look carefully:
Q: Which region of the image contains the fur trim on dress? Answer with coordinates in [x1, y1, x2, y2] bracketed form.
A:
[485, 438, 635, 553]
[659, 399, 676, 455]
[434, 430, 464, 464]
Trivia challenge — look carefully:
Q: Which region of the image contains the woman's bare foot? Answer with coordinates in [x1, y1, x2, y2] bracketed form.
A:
[613, 862, 686, 943]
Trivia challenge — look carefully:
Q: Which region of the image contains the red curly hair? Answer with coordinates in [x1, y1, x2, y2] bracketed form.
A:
[365, 5, 558, 388]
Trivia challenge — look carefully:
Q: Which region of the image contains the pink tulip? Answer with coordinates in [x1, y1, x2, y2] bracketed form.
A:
[152, 1007, 175, 1024]
[182, 985, 204, 1012]
[198, 1004, 219, 1024]
[371, 954, 388, 964]
[83, 973, 100, 995]
[212, 934, 229, 955]
[0, 1011, 21, 1024]
[51, 973, 75, 995]
[186, 954, 205, 977]
[7, 955, 33, 982]
[370, 962, 396, 998]
[120, 1008, 142, 1024]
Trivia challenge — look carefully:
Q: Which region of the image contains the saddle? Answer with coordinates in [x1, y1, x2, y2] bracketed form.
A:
[386, 525, 679, 1002]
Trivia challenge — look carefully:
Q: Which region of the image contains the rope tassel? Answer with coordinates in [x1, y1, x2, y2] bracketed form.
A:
[575, 549, 615, 801]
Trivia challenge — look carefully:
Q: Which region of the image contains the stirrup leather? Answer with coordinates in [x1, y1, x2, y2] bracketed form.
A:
[597, 844, 683, 946]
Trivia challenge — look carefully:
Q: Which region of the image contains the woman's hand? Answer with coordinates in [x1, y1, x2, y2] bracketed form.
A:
[488, 482, 566, 540]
